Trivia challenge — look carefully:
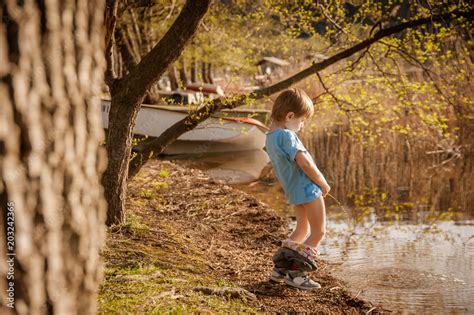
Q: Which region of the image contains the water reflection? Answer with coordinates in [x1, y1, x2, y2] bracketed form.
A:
[163, 149, 269, 184]
[292, 212, 474, 313]
[240, 181, 473, 313]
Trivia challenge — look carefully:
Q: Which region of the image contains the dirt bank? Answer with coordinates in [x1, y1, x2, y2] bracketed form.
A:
[98, 160, 385, 313]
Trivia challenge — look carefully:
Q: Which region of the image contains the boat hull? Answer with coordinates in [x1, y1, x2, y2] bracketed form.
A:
[101, 100, 268, 154]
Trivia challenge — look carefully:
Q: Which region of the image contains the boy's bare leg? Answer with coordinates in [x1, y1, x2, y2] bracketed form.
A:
[272, 201, 323, 286]
[288, 204, 309, 243]
[302, 196, 326, 248]
[272, 204, 308, 281]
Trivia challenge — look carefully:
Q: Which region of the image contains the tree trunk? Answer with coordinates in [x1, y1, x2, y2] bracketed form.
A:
[178, 59, 189, 85]
[168, 65, 179, 90]
[190, 54, 198, 83]
[117, 29, 138, 76]
[206, 63, 214, 84]
[0, 1, 106, 314]
[102, 0, 210, 226]
[201, 61, 207, 83]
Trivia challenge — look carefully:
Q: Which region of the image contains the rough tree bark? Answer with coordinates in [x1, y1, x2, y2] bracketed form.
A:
[0, 1, 106, 314]
[102, 0, 211, 225]
[127, 9, 473, 178]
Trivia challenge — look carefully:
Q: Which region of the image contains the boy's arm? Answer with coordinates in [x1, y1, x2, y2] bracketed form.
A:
[295, 151, 330, 196]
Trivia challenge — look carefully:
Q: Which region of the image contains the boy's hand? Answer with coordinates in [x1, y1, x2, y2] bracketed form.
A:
[321, 184, 331, 197]
[295, 152, 331, 197]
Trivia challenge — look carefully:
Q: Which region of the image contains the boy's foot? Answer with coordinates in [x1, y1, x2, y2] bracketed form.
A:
[284, 271, 321, 290]
[270, 267, 287, 282]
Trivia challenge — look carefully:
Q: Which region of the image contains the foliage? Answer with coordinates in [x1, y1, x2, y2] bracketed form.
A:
[115, 0, 472, 210]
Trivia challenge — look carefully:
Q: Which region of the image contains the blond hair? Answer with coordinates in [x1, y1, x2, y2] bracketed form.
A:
[270, 88, 314, 122]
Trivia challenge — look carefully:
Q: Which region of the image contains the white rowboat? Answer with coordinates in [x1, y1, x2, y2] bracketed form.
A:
[101, 100, 269, 155]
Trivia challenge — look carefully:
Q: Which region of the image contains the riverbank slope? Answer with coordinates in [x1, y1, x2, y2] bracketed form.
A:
[98, 160, 383, 313]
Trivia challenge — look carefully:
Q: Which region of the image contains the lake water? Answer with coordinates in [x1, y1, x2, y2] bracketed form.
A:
[245, 179, 474, 314]
[305, 210, 474, 313]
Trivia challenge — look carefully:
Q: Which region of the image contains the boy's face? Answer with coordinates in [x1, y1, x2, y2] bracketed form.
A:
[284, 112, 306, 132]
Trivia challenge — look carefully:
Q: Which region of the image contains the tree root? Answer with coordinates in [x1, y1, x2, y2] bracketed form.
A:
[193, 286, 257, 301]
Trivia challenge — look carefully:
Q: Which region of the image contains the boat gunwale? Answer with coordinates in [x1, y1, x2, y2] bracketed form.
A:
[101, 99, 269, 131]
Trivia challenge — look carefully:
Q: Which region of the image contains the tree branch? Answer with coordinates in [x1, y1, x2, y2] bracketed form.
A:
[112, 0, 210, 107]
[104, 0, 119, 87]
[252, 9, 472, 99]
[379, 41, 460, 112]
[128, 9, 473, 178]
[315, 72, 368, 114]
[102, 0, 211, 225]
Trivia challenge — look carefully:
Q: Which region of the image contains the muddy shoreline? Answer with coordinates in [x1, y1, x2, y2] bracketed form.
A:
[99, 160, 385, 313]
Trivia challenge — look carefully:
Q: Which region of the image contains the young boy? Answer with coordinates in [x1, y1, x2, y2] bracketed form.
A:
[264, 88, 331, 290]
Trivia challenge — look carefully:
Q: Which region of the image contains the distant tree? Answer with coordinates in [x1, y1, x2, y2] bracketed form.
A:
[0, 1, 106, 313]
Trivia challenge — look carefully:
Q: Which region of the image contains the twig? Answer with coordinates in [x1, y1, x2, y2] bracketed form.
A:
[317, 3, 347, 35]
[379, 40, 459, 110]
[341, 46, 371, 73]
[316, 73, 368, 113]
[193, 286, 257, 301]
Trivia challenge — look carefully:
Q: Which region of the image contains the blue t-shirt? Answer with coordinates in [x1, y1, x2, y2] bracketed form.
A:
[265, 128, 322, 205]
